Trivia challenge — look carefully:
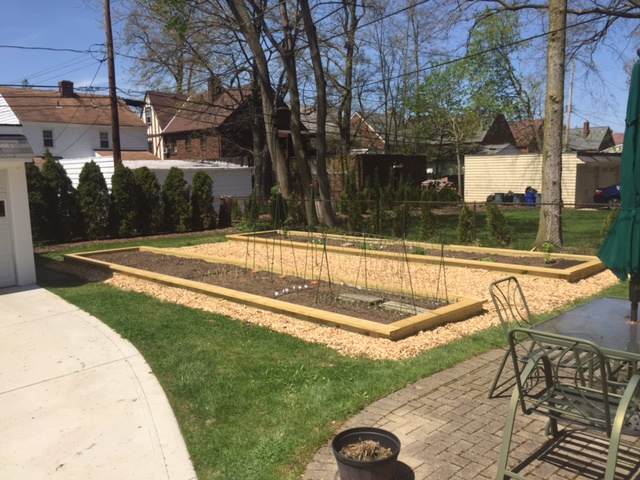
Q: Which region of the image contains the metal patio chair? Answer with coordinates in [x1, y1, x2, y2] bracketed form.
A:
[488, 277, 535, 398]
[496, 328, 640, 480]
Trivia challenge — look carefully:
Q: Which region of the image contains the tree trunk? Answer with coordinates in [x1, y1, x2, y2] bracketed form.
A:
[226, 0, 290, 197]
[338, 0, 358, 154]
[536, 0, 566, 247]
[300, 0, 336, 227]
[277, 3, 315, 225]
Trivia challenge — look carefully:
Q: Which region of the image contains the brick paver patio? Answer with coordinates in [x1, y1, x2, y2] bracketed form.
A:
[302, 348, 640, 480]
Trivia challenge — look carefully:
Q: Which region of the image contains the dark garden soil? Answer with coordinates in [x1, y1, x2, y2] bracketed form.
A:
[258, 232, 583, 270]
[87, 250, 448, 324]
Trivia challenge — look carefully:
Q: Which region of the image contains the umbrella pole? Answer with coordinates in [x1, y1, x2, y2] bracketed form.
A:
[630, 276, 640, 322]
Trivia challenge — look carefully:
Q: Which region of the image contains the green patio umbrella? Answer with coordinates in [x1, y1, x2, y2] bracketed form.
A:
[598, 58, 640, 321]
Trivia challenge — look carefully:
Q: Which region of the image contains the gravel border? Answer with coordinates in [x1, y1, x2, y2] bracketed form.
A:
[54, 240, 619, 360]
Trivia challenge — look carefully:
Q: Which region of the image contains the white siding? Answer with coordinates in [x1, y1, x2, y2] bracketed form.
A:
[140, 164, 253, 207]
[0, 96, 20, 125]
[0, 161, 36, 286]
[21, 122, 148, 158]
[464, 153, 600, 206]
[144, 97, 166, 160]
[60, 158, 115, 189]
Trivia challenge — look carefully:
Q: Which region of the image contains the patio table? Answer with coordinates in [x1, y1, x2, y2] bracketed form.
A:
[534, 297, 640, 364]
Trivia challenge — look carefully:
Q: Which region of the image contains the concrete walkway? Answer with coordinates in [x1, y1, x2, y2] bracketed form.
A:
[0, 285, 197, 480]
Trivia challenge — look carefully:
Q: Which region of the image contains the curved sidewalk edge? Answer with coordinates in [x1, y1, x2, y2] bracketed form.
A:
[0, 286, 197, 480]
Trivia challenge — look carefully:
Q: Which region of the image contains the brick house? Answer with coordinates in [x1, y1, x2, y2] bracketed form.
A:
[143, 80, 294, 165]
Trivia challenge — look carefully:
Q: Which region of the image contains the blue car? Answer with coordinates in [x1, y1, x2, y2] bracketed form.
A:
[593, 183, 620, 207]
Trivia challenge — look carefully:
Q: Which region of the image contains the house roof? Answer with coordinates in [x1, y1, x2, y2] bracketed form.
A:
[612, 132, 624, 146]
[0, 84, 144, 128]
[121, 159, 252, 170]
[566, 123, 613, 152]
[163, 86, 253, 135]
[509, 119, 544, 149]
[0, 134, 33, 158]
[298, 105, 340, 136]
[144, 91, 189, 130]
[94, 150, 160, 161]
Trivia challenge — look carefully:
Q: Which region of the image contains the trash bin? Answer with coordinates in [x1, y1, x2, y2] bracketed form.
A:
[495, 193, 504, 204]
[535, 193, 542, 206]
[525, 192, 536, 206]
[513, 194, 525, 205]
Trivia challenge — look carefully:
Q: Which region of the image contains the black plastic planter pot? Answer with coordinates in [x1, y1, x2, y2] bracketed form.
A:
[331, 427, 401, 480]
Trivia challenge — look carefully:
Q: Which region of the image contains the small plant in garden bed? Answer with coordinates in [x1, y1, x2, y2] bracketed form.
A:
[410, 247, 426, 255]
[541, 242, 556, 264]
[480, 257, 497, 263]
[361, 242, 384, 251]
[339, 440, 393, 461]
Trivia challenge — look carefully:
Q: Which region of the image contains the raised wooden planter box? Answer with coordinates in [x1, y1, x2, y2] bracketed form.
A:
[64, 246, 484, 341]
[226, 231, 606, 282]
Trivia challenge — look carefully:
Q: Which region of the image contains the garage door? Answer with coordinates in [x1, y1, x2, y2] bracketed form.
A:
[0, 192, 16, 287]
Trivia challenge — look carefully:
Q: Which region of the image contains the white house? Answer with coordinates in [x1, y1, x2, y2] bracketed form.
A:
[0, 126, 36, 287]
[464, 151, 622, 206]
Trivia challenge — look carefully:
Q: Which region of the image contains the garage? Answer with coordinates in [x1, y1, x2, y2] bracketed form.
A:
[0, 134, 36, 288]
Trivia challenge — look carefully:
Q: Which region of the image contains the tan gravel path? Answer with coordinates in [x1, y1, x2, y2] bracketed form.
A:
[91, 240, 620, 360]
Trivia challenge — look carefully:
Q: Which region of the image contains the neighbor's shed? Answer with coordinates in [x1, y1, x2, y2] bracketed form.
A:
[464, 152, 622, 206]
[0, 133, 36, 287]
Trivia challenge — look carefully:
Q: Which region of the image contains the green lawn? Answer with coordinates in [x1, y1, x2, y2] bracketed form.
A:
[400, 206, 613, 254]
[37, 223, 626, 479]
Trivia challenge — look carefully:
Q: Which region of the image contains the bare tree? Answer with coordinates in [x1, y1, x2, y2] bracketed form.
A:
[300, 0, 336, 226]
[225, 0, 291, 198]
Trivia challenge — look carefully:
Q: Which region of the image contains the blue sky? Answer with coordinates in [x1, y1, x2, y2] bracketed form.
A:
[0, 0, 634, 134]
[0, 1, 132, 94]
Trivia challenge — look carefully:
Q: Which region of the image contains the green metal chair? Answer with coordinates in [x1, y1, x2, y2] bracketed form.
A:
[496, 328, 640, 480]
[488, 277, 535, 398]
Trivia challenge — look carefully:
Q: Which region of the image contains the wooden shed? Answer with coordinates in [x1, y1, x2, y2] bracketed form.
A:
[464, 152, 622, 207]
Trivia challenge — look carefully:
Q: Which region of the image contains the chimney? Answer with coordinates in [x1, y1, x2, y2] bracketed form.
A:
[207, 76, 223, 102]
[583, 121, 590, 138]
[58, 80, 75, 98]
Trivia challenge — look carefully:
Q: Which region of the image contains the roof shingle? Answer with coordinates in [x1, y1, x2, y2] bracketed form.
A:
[0, 85, 144, 128]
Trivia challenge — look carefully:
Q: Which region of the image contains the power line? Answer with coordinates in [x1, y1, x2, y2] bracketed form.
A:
[0, 44, 104, 55]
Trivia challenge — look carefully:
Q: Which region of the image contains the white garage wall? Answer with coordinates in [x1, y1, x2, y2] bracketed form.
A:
[464, 153, 585, 206]
[57, 158, 254, 208]
[1, 162, 36, 286]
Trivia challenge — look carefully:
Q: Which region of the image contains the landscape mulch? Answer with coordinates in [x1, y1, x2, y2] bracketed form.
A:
[53, 239, 619, 360]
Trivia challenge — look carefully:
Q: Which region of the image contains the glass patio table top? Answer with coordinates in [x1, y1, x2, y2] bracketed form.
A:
[534, 297, 640, 360]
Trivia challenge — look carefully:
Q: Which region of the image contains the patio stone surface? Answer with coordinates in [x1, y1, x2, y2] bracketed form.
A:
[303, 348, 640, 480]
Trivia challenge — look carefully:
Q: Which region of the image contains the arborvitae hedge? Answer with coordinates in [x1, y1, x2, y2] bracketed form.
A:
[456, 203, 476, 244]
[134, 166, 163, 235]
[110, 164, 140, 238]
[40, 154, 82, 243]
[486, 201, 511, 247]
[77, 160, 110, 239]
[419, 202, 438, 241]
[24, 162, 51, 243]
[162, 167, 191, 232]
[191, 171, 217, 231]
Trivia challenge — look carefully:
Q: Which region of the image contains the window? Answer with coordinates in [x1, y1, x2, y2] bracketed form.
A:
[43, 130, 53, 148]
[100, 132, 109, 149]
[186, 135, 192, 151]
[145, 107, 152, 125]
